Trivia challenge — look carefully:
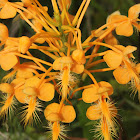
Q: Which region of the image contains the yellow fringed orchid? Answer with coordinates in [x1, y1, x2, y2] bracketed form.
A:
[44, 101, 76, 140]
[12, 76, 55, 125]
[82, 81, 113, 103]
[103, 45, 137, 69]
[0, 0, 140, 139]
[107, 4, 140, 36]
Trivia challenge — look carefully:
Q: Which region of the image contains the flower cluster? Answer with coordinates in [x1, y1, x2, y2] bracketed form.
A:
[0, 0, 140, 139]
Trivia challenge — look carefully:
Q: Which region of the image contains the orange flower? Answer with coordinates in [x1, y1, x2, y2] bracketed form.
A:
[53, 56, 84, 102]
[86, 92, 118, 140]
[92, 11, 119, 45]
[82, 81, 113, 103]
[3, 35, 31, 54]
[14, 76, 55, 103]
[0, 0, 139, 139]
[0, 35, 32, 71]
[44, 101, 76, 140]
[103, 45, 137, 69]
[86, 97, 118, 140]
[107, 4, 140, 36]
[12, 76, 55, 125]
[86, 100, 117, 121]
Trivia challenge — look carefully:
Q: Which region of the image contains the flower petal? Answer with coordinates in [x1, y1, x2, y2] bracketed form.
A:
[0, 53, 18, 71]
[23, 87, 37, 96]
[11, 78, 25, 87]
[108, 15, 127, 23]
[123, 45, 137, 55]
[113, 66, 131, 84]
[61, 105, 76, 123]
[18, 36, 31, 54]
[16, 69, 33, 79]
[128, 4, 140, 19]
[114, 45, 125, 51]
[44, 103, 60, 122]
[0, 3, 17, 19]
[98, 81, 113, 96]
[82, 85, 99, 103]
[86, 105, 101, 120]
[71, 63, 84, 74]
[24, 76, 40, 87]
[103, 50, 123, 69]
[116, 20, 133, 36]
[38, 83, 55, 101]
[15, 86, 28, 103]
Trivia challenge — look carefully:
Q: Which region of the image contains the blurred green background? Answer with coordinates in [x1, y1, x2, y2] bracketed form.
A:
[0, 0, 140, 140]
